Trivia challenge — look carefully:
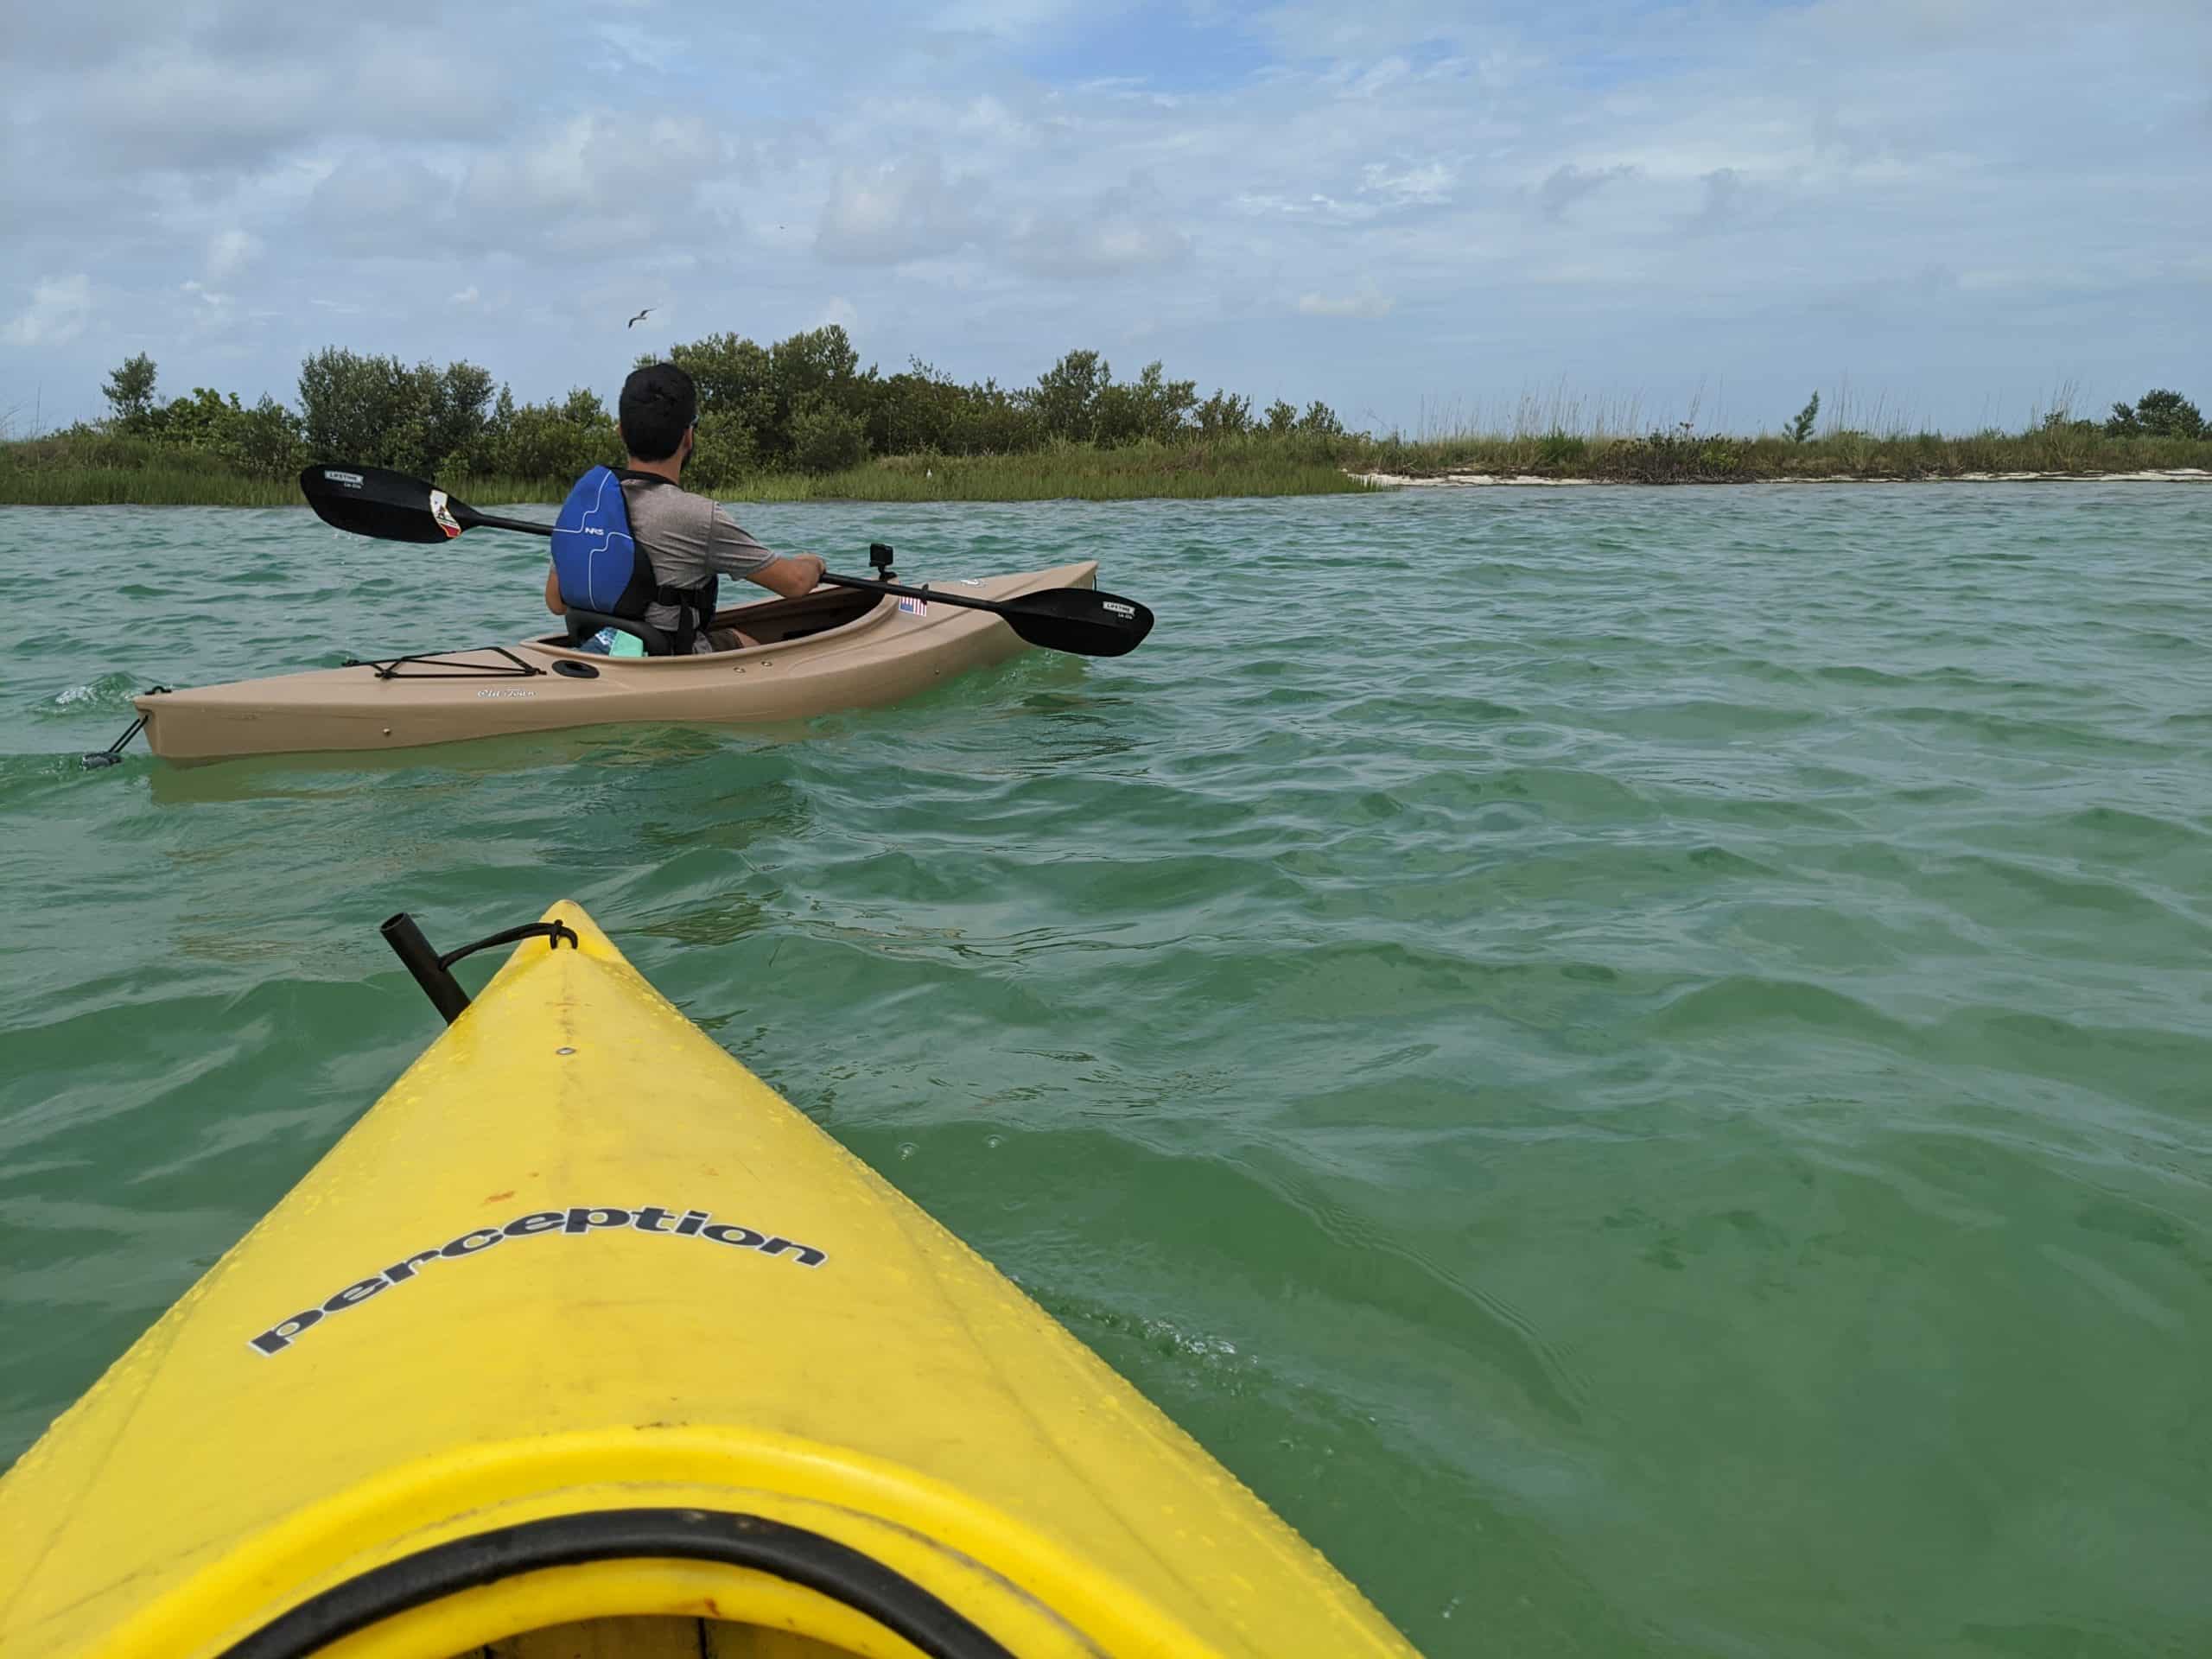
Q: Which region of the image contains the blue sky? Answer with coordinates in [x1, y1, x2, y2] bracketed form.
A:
[3, 0, 2207, 435]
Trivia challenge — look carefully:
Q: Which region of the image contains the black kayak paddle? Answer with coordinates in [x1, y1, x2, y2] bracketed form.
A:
[300, 464, 1155, 658]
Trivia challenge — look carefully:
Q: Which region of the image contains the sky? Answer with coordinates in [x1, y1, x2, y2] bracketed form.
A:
[3, 0, 2208, 436]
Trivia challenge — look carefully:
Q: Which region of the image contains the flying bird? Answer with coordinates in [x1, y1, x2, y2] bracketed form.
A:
[626, 306, 654, 328]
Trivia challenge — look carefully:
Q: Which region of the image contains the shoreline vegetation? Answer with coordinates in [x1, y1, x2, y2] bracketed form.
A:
[3, 335, 2207, 505]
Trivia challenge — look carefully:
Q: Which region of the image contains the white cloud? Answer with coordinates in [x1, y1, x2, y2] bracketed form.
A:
[454, 114, 728, 256]
[1297, 289, 1394, 319]
[1230, 190, 1378, 223]
[1014, 214, 1192, 277]
[954, 95, 1028, 143]
[1360, 159, 1455, 207]
[450, 285, 480, 305]
[1685, 167, 1751, 235]
[74, 53, 322, 168]
[3, 275, 92, 346]
[930, 0, 1080, 40]
[179, 278, 238, 336]
[1252, 0, 1480, 61]
[207, 229, 262, 280]
[593, 21, 683, 72]
[1473, 45, 1535, 92]
[305, 159, 457, 257]
[1011, 179, 1193, 278]
[817, 153, 988, 264]
[1536, 163, 1635, 221]
[54, 35, 505, 174]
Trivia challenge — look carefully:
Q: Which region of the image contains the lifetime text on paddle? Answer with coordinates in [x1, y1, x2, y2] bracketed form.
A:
[246, 1205, 828, 1356]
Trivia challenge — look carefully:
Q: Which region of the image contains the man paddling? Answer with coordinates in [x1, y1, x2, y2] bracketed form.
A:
[543, 362, 824, 652]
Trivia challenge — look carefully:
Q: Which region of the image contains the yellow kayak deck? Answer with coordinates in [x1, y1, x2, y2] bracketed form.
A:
[0, 904, 1416, 1658]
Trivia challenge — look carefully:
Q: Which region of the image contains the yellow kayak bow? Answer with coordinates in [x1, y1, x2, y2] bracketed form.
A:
[0, 902, 1418, 1658]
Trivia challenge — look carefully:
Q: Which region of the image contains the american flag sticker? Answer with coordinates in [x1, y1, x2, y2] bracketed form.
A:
[897, 596, 929, 615]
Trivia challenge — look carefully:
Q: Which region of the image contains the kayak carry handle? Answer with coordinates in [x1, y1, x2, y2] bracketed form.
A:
[382, 912, 578, 1025]
[80, 685, 172, 769]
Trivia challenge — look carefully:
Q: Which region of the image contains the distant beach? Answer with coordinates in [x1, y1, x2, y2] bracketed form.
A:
[1353, 467, 2212, 488]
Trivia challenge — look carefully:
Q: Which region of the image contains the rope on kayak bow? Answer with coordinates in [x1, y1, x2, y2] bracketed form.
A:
[436, 919, 581, 965]
[382, 912, 578, 1025]
[80, 685, 172, 770]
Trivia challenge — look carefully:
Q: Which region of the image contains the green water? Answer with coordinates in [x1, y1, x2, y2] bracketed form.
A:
[4, 486, 2209, 1654]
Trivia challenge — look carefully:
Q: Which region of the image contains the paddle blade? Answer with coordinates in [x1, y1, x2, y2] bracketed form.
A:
[1004, 587, 1155, 658]
[300, 464, 474, 543]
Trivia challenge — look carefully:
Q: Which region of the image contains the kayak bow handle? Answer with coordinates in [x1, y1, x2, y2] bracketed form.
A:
[383, 912, 578, 1025]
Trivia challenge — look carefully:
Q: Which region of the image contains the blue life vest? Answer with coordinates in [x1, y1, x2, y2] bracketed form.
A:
[549, 467, 717, 654]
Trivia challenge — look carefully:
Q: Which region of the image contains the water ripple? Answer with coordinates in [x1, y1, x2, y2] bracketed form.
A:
[4, 486, 2212, 1654]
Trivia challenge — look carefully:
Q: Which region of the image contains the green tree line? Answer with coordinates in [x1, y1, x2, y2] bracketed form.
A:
[2103, 388, 2205, 440]
[92, 332, 1351, 491]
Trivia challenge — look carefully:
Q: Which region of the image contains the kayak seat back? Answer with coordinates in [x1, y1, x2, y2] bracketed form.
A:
[565, 608, 676, 657]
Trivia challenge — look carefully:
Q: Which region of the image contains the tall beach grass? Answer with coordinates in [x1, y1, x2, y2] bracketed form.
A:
[1351, 378, 2212, 483]
[739, 440, 1376, 502]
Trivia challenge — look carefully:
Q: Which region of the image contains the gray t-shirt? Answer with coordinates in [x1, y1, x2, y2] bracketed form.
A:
[621, 476, 778, 647]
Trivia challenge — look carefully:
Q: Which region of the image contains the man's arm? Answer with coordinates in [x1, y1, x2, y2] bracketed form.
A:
[743, 553, 827, 600]
[704, 505, 824, 599]
[543, 563, 565, 615]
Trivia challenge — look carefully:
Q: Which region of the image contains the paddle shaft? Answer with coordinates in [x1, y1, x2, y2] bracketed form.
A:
[820, 571, 1030, 618]
[466, 507, 559, 537]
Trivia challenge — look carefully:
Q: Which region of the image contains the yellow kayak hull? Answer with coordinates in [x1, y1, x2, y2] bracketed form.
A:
[0, 903, 1418, 1658]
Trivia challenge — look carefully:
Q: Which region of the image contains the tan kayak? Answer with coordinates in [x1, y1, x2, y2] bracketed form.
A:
[135, 561, 1094, 763]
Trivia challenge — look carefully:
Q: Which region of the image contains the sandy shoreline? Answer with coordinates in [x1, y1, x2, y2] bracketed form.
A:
[1351, 467, 2212, 488]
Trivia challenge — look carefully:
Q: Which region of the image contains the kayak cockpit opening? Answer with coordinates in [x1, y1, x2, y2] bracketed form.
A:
[433, 1616, 885, 1657]
[227, 1507, 1018, 1659]
[537, 586, 886, 657]
[717, 585, 884, 645]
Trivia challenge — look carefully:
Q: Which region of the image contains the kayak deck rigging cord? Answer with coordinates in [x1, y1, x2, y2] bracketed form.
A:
[80, 686, 172, 769]
[343, 646, 543, 681]
[381, 912, 577, 1025]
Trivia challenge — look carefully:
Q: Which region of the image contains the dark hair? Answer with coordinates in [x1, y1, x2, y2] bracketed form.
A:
[619, 362, 698, 461]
